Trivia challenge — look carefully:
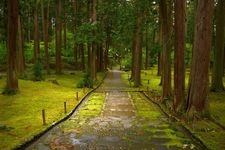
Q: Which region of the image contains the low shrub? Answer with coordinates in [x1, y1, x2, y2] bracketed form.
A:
[33, 61, 44, 81]
[77, 72, 93, 88]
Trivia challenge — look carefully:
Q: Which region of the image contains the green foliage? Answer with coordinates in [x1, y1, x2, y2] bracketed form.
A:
[121, 55, 132, 71]
[32, 61, 44, 81]
[0, 42, 7, 64]
[149, 43, 160, 67]
[77, 72, 94, 88]
[62, 31, 75, 57]
[24, 42, 34, 63]
[185, 43, 192, 65]
[74, 22, 106, 45]
[186, 0, 196, 43]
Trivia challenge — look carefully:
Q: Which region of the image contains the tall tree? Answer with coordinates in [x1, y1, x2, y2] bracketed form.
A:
[63, 0, 67, 50]
[157, 18, 163, 77]
[90, 0, 97, 80]
[174, 0, 185, 112]
[6, 0, 19, 93]
[211, 0, 225, 92]
[186, 0, 213, 115]
[55, 0, 62, 74]
[159, 0, 172, 100]
[33, 0, 40, 63]
[17, 15, 25, 75]
[132, 13, 144, 87]
[80, 43, 85, 70]
[34, 0, 40, 63]
[41, 0, 50, 73]
[145, 28, 149, 70]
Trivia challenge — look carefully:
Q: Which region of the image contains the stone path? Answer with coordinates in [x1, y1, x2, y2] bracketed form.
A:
[27, 69, 203, 150]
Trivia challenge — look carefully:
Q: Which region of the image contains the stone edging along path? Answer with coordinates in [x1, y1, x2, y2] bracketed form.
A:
[14, 73, 107, 150]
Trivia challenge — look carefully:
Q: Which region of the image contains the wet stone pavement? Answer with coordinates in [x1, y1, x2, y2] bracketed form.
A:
[27, 69, 202, 150]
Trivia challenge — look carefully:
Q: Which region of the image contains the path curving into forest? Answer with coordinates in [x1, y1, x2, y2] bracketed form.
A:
[26, 69, 204, 150]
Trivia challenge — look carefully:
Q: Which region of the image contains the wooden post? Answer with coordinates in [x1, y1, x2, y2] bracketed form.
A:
[64, 102, 67, 113]
[76, 92, 78, 100]
[148, 79, 150, 84]
[42, 109, 46, 125]
[83, 87, 85, 94]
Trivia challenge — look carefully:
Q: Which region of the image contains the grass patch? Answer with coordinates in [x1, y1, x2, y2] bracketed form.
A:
[0, 71, 105, 150]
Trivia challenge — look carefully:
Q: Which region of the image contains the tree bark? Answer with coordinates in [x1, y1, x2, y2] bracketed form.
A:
[186, 0, 213, 115]
[174, 0, 185, 112]
[158, 20, 163, 77]
[145, 28, 149, 70]
[17, 15, 25, 75]
[63, 22, 67, 50]
[99, 44, 104, 71]
[34, 0, 40, 63]
[211, 0, 225, 92]
[63, 1, 67, 50]
[88, 44, 92, 69]
[6, 0, 19, 93]
[133, 14, 143, 87]
[160, 0, 172, 100]
[41, 0, 50, 73]
[91, 43, 97, 79]
[90, 0, 97, 80]
[55, 0, 62, 74]
[80, 44, 85, 71]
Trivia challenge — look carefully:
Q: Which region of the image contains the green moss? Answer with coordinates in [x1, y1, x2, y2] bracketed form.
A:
[130, 92, 162, 120]
[136, 66, 225, 149]
[186, 119, 225, 150]
[0, 72, 104, 150]
[61, 93, 105, 130]
[129, 91, 197, 149]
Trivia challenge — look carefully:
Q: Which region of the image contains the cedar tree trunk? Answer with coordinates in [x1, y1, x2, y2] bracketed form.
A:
[6, 0, 19, 93]
[174, 0, 185, 112]
[186, 0, 213, 115]
[211, 0, 225, 92]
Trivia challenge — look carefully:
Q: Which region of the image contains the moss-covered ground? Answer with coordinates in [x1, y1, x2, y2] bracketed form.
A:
[121, 67, 225, 150]
[26, 69, 203, 149]
[0, 71, 104, 150]
[28, 91, 200, 149]
[61, 93, 105, 131]
[130, 92, 200, 149]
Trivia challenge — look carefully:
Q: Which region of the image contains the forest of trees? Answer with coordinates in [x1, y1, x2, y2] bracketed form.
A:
[0, 0, 224, 118]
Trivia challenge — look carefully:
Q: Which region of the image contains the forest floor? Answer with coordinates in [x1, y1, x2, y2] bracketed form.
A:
[0, 70, 104, 150]
[121, 67, 225, 150]
[0, 67, 225, 149]
[27, 68, 204, 150]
